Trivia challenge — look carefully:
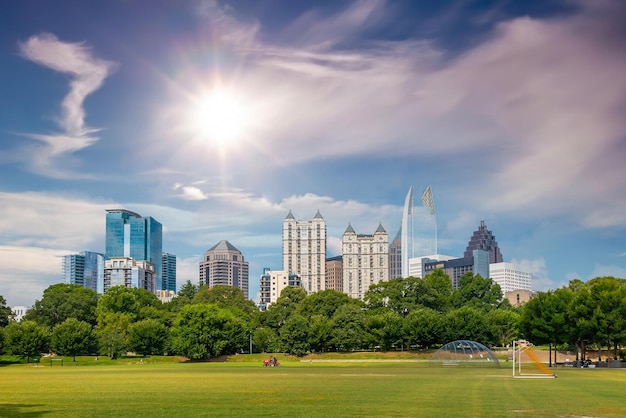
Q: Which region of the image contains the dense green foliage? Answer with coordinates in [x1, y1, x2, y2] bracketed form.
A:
[1, 272, 624, 360]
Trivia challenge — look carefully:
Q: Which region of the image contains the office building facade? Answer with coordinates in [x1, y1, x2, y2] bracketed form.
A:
[282, 210, 327, 294]
[161, 253, 177, 292]
[464, 220, 503, 264]
[325, 256, 343, 292]
[489, 262, 532, 293]
[62, 251, 103, 292]
[105, 209, 163, 290]
[199, 240, 249, 298]
[423, 250, 490, 289]
[342, 223, 389, 300]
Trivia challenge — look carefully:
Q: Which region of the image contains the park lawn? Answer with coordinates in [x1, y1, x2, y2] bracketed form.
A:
[1, 360, 625, 417]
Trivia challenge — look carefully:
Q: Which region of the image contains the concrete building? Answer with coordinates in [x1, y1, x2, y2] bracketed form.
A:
[11, 306, 28, 322]
[504, 289, 536, 307]
[105, 209, 163, 290]
[408, 254, 457, 278]
[342, 223, 389, 300]
[199, 240, 249, 299]
[282, 210, 327, 294]
[102, 257, 156, 294]
[489, 262, 532, 293]
[389, 229, 402, 279]
[62, 251, 103, 292]
[325, 256, 343, 292]
[423, 250, 490, 289]
[258, 268, 301, 309]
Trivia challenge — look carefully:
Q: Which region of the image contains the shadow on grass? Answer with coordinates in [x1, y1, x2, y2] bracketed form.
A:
[0, 404, 48, 417]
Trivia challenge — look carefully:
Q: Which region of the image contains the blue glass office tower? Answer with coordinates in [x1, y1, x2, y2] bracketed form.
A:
[62, 251, 103, 292]
[105, 209, 163, 290]
[161, 253, 177, 292]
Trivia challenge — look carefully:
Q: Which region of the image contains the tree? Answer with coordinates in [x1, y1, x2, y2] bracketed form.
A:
[307, 314, 333, 353]
[452, 273, 502, 311]
[444, 306, 489, 343]
[96, 286, 141, 321]
[297, 289, 359, 320]
[364, 276, 426, 316]
[128, 319, 168, 356]
[170, 304, 249, 360]
[403, 308, 445, 349]
[0, 295, 13, 328]
[279, 313, 310, 356]
[51, 318, 96, 361]
[2, 320, 50, 362]
[178, 280, 199, 299]
[331, 304, 366, 352]
[96, 312, 131, 359]
[24, 284, 99, 327]
[192, 285, 257, 315]
[485, 308, 520, 347]
[259, 287, 307, 330]
[253, 327, 278, 353]
[421, 269, 454, 313]
[365, 310, 404, 351]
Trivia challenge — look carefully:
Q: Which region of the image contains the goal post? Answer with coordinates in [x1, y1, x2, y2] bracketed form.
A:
[512, 340, 556, 379]
[49, 358, 64, 367]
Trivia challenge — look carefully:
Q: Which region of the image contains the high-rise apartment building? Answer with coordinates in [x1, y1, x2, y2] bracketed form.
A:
[258, 268, 301, 309]
[408, 254, 456, 278]
[101, 257, 156, 294]
[489, 262, 532, 293]
[105, 209, 163, 290]
[342, 223, 389, 300]
[399, 186, 437, 278]
[325, 256, 343, 292]
[161, 253, 177, 292]
[199, 240, 249, 298]
[62, 251, 103, 292]
[464, 220, 503, 264]
[282, 210, 327, 294]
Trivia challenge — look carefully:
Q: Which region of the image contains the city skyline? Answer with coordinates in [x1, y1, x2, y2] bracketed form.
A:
[1, 1, 625, 307]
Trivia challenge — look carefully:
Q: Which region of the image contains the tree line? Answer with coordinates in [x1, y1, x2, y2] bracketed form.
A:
[1, 272, 624, 361]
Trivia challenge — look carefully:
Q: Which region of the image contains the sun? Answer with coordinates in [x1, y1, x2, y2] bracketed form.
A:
[188, 89, 251, 148]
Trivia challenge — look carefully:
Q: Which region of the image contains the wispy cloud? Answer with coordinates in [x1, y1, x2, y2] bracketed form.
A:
[160, 0, 626, 230]
[17, 33, 117, 178]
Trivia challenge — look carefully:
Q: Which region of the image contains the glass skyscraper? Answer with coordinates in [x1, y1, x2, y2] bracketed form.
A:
[62, 251, 103, 292]
[400, 186, 437, 278]
[105, 209, 163, 291]
[161, 253, 177, 292]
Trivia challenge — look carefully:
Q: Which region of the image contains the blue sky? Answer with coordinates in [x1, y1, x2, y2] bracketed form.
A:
[1, 0, 625, 307]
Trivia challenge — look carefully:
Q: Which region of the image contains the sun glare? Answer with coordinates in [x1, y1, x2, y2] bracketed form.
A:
[188, 89, 251, 148]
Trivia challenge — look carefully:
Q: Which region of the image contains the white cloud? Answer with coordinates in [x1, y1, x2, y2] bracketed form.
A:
[0, 246, 72, 307]
[16, 33, 117, 178]
[510, 257, 557, 291]
[175, 256, 201, 289]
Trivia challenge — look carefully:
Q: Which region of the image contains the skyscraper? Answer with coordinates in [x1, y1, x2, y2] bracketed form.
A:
[342, 223, 389, 299]
[282, 210, 327, 294]
[199, 240, 249, 298]
[105, 209, 163, 290]
[464, 220, 503, 264]
[62, 251, 103, 292]
[161, 253, 177, 292]
[102, 257, 156, 294]
[400, 186, 437, 278]
[389, 228, 402, 279]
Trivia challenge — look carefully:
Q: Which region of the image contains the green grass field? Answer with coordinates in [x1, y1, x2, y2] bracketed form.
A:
[1, 356, 624, 417]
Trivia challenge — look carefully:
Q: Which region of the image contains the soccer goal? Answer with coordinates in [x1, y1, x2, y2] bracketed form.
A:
[512, 340, 556, 378]
[49, 358, 64, 367]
